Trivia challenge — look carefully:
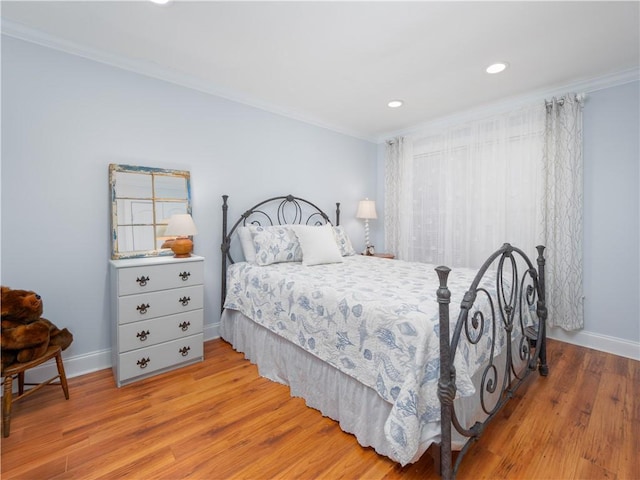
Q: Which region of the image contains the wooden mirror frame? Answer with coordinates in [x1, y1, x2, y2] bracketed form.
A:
[109, 164, 192, 259]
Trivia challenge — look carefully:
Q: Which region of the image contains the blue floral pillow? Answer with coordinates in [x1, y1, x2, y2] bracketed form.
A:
[333, 226, 356, 256]
[251, 225, 303, 265]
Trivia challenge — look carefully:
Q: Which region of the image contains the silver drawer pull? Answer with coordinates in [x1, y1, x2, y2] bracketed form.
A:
[178, 271, 191, 281]
[137, 357, 150, 369]
[136, 303, 150, 315]
[178, 296, 191, 306]
[136, 330, 150, 341]
[179, 346, 191, 357]
[136, 276, 150, 287]
[179, 321, 191, 331]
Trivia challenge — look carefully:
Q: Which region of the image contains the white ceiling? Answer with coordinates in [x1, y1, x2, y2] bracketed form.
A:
[2, 1, 639, 142]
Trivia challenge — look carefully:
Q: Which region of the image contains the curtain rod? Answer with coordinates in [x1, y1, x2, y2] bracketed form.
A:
[545, 92, 586, 109]
[386, 92, 587, 143]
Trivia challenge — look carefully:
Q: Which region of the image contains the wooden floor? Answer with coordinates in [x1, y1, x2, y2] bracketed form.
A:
[1, 338, 638, 479]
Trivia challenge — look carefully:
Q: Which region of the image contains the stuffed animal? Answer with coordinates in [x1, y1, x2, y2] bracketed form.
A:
[1, 286, 73, 371]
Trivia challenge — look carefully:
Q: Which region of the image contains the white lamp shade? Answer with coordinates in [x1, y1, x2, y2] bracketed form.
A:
[164, 214, 198, 236]
[356, 199, 377, 220]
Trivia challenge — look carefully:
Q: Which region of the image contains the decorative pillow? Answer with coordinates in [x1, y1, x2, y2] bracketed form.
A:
[293, 224, 344, 266]
[333, 226, 356, 256]
[251, 225, 303, 266]
[238, 226, 257, 263]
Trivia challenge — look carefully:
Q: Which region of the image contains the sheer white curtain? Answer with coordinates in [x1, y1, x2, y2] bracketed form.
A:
[543, 94, 585, 331]
[384, 95, 585, 331]
[386, 104, 546, 268]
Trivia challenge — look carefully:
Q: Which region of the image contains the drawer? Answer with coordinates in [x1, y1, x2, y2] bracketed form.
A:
[118, 334, 204, 383]
[118, 310, 203, 353]
[117, 285, 203, 324]
[118, 261, 204, 296]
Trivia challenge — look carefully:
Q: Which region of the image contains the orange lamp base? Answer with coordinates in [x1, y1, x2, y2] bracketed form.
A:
[170, 237, 193, 258]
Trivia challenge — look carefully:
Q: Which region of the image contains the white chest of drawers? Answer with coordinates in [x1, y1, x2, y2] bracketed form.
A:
[110, 255, 204, 387]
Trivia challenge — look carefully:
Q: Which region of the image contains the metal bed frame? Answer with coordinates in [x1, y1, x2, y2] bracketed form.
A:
[220, 194, 549, 479]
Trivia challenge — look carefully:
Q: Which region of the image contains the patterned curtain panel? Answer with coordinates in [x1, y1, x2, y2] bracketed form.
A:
[543, 94, 585, 331]
[384, 136, 414, 260]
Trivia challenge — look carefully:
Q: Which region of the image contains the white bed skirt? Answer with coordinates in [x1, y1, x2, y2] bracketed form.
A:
[220, 308, 517, 464]
[220, 308, 446, 464]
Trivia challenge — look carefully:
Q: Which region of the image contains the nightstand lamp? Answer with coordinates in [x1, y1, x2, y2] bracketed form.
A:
[164, 214, 198, 258]
[356, 198, 377, 255]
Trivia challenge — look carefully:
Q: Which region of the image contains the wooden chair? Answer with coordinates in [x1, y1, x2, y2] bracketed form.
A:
[2, 345, 70, 437]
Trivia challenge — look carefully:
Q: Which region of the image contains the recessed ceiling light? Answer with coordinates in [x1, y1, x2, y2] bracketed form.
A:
[388, 100, 404, 108]
[149, 0, 171, 4]
[486, 62, 509, 74]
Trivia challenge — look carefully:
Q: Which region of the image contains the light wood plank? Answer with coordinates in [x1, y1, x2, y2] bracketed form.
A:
[1, 338, 637, 479]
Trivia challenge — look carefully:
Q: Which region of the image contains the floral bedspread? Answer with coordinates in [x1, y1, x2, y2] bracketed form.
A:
[224, 255, 500, 465]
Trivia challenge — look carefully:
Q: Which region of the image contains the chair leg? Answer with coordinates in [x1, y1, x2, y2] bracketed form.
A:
[18, 372, 25, 395]
[55, 352, 70, 400]
[3, 375, 13, 438]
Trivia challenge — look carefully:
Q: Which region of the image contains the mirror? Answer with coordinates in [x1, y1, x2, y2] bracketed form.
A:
[110, 164, 192, 259]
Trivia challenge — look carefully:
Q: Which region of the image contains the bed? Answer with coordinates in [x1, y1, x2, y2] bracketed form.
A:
[219, 194, 548, 479]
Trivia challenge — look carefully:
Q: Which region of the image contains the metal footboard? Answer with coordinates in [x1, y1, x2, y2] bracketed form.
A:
[436, 244, 548, 479]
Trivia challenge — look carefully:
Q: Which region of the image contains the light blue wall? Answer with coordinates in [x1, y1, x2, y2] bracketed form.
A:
[583, 81, 639, 342]
[1, 36, 377, 359]
[2, 34, 637, 366]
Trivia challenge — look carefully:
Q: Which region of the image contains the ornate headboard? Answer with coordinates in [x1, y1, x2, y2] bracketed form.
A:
[220, 194, 341, 309]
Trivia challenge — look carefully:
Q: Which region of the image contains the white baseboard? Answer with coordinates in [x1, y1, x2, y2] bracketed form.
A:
[8, 322, 636, 392]
[547, 327, 640, 361]
[5, 323, 223, 390]
[1, 347, 113, 396]
[204, 322, 220, 342]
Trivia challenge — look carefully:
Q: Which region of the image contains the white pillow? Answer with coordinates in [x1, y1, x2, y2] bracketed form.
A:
[238, 226, 257, 263]
[294, 224, 344, 266]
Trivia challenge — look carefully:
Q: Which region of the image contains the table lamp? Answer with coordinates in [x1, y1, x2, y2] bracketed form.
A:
[356, 198, 377, 254]
[164, 213, 198, 258]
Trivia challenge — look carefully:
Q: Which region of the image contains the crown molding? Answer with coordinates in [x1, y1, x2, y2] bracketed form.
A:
[378, 67, 640, 143]
[3, 19, 636, 146]
[1, 19, 376, 143]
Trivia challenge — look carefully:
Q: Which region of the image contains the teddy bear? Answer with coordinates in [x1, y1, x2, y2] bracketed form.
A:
[1, 286, 73, 371]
